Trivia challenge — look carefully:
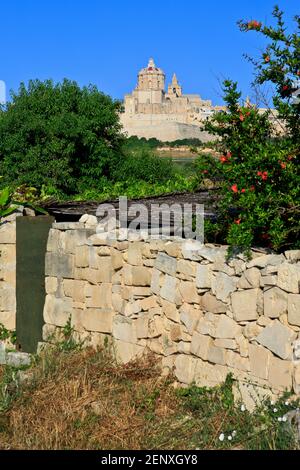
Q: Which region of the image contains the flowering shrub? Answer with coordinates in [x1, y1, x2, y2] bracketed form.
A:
[198, 7, 299, 254]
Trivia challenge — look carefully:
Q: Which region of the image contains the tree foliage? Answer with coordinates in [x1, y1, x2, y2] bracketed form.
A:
[0, 79, 124, 194]
[201, 6, 300, 254]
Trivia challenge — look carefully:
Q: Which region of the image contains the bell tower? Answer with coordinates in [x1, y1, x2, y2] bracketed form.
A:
[168, 73, 182, 97]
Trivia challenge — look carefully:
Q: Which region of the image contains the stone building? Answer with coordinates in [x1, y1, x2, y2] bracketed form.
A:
[120, 58, 222, 142]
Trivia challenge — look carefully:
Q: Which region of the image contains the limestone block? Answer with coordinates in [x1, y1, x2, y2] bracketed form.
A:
[77, 267, 106, 285]
[268, 356, 293, 391]
[264, 287, 288, 318]
[135, 314, 150, 339]
[144, 259, 154, 267]
[63, 279, 86, 303]
[228, 258, 247, 275]
[169, 324, 183, 342]
[150, 268, 163, 295]
[112, 270, 122, 285]
[0, 286, 16, 312]
[112, 315, 137, 343]
[214, 314, 241, 339]
[45, 277, 58, 295]
[201, 292, 227, 314]
[154, 252, 177, 276]
[194, 245, 219, 262]
[164, 242, 182, 258]
[214, 338, 237, 350]
[179, 280, 199, 304]
[243, 323, 262, 340]
[75, 246, 90, 268]
[114, 339, 145, 364]
[139, 295, 158, 311]
[256, 320, 296, 360]
[177, 259, 196, 277]
[249, 344, 271, 380]
[0, 244, 15, 264]
[260, 275, 277, 287]
[288, 294, 300, 326]
[231, 289, 262, 321]
[0, 222, 16, 244]
[110, 248, 123, 270]
[277, 262, 300, 293]
[80, 308, 114, 333]
[180, 304, 201, 334]
[293, 365, 300, 394]
[124, 300, 141, 316]
[257, 316, 272, 327]
[6, 352, 31, 367]
[123, 265, 151, 286]
[194, 359, 228, 388]
[85, 284, 112, 309]
[43, 295, 73, 327]
[197, 316, 216, 336]
[196, 265, 213, 288]
[0, 311, 16, 330]
[212, 272, 238, 302]
[112, 293, 125, 313]
[161, 299, 180, 323]
[235, 334, 249, 357]
[160, 275, 182, 305]
[285, 250, 300, 262]
[148, 316, 164, 338]
[96, 246, 110, 256]
[226, 351, 250, 371]
[246, 254, 285, 269]
[174, 354, 198, 384]
[45, 252, 75, 279]
[178, 341, 191, 354]
[207, 344, 226, 365]
[190, 331, 211, 359]
[233, 382, 274, 412]
[238, 267, 261, 289]
[128, 242, 143, 266]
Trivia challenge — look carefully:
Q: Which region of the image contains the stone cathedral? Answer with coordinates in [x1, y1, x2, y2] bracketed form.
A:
[120, 58, 223, 142]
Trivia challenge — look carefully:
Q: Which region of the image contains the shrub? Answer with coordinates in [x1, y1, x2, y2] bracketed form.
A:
[0, 79, 124, 194]
[201, 7, 300, 254]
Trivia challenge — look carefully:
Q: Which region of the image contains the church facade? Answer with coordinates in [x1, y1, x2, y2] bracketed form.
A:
[120, 58, 223, 142]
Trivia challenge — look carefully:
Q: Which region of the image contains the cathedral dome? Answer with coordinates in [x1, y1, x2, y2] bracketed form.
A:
[138, 58, 165, 76]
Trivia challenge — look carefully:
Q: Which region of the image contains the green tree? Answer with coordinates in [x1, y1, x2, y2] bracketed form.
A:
[0, 79, 124, 194]
[201, 6, 300, 254]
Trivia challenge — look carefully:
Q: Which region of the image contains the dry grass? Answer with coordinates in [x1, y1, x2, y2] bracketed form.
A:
[0, 348, 179, 450]
[0, 346, 299, 450]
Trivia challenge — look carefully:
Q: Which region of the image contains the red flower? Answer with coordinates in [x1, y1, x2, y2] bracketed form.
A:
[220, 156, 228, 163]
[257, 171, 268, 180]
[282, 85, 289, 91]
[227, 151, 232, 158]
[241, 188, 246, 193]
[231, 184, 238, 193]
[247, 20, 261, 30]
[280, 162, 286, 169]
[203, 170, 208, 174]
[265, 56, 270, 63]
[234, 219, 241, 225]
[250, 185, 255, 191]
[239, 114, 245, 122]
[297, 71, 300, 77]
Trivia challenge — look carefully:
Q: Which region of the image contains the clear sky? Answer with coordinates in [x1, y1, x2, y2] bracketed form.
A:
[0, 0, 299, 104]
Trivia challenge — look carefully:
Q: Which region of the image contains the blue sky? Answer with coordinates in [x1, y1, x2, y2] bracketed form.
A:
[0, 1, 299, 104]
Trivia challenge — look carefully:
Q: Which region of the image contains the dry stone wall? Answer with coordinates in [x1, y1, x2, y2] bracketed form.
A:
[42, 219, 300, 405]
[0, 216, 17, 331]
